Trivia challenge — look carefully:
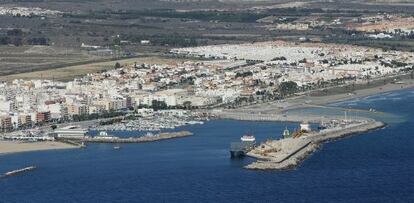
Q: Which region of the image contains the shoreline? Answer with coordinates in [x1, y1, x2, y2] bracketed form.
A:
[0, 131, 193, 155]
[0, 140, 80, 156]
[1, 77, 411, 156]
[216, 76, 414, 122]
[244, 120, 386, 170]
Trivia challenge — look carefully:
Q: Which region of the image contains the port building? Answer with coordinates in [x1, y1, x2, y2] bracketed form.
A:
[54, 126, 88, 139]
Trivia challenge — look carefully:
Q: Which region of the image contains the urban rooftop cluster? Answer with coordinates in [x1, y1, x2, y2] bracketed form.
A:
[1, 41, 413, 131]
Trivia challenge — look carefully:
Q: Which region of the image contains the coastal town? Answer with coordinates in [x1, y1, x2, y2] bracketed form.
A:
[1, 40, 413, 132]
[2, 0, 414, 173]
[2, 1, 414, 202]
[1, 39, 414, 160]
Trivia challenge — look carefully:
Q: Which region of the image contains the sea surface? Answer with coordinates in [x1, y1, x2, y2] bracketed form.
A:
[1, 88, 414, 202]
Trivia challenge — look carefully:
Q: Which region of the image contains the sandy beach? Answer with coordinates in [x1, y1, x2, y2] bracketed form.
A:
[305, 78, 414, 107]
[0, 141, 79, 155]
[217, 76, 414, 121]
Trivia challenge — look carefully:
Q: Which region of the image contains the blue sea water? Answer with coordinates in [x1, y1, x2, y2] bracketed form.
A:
[1, 89, 414, 203]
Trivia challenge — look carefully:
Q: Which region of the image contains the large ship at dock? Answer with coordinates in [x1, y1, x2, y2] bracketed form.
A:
[240, 135, 256, 142]
[230, 134, 256, 158]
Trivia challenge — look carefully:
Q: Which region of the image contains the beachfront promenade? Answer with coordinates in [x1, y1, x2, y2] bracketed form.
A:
[215, 111, 344, 123]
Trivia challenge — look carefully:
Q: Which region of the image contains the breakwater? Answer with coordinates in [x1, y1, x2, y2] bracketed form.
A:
[245, 120, 385, 170]
[0, 166, 36, 179]
[66, 131, 193, 143]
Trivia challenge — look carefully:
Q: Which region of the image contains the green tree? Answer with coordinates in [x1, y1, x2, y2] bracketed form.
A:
[113, 37, 121, 45]
[151, 100, 168, 110]
[183, 101, 192, 110]
[51, 125, 57, 130]
[114, 62, 121, 69]
[279, 81, 298, 97]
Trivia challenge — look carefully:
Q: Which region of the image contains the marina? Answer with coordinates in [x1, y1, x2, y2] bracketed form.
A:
[92, 120, 204, 132]
[90, 110, 207, 132]
[0, 93, 413, 203]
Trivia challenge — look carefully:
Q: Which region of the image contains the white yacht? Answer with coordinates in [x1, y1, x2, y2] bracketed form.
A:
[240, 134, 256, 142]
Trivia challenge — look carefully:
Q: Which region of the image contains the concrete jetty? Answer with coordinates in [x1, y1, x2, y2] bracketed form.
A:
[0, 166, 36, 178]
[67, 131, 193, 143]
[245, 120, 385, 170]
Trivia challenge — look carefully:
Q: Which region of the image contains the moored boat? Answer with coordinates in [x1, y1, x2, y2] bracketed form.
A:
[240, 134, 256, 142]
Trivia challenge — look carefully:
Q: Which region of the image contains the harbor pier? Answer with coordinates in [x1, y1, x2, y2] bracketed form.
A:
[244, 120, 385, 170]
[62, 131, 193, 144]
[0, 166, 36, 179]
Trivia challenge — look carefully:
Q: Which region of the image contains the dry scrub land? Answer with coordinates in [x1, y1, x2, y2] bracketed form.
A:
[0, 54, 189, 81]
[0, 45, 101, 76]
